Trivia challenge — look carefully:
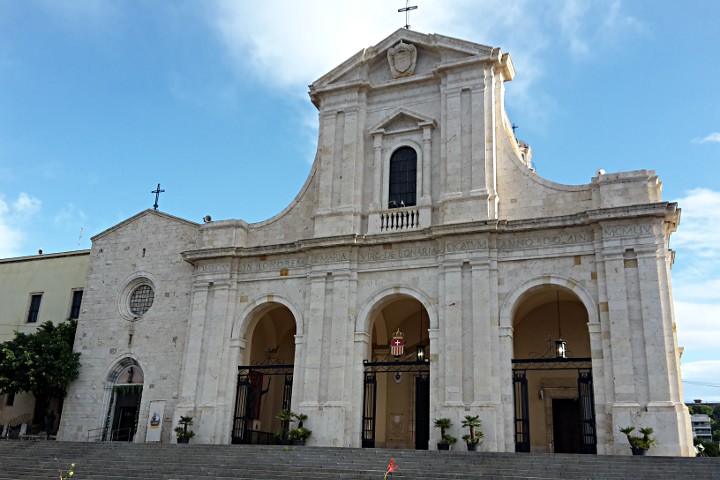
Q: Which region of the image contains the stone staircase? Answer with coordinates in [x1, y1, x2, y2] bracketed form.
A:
[0, 441, 717, 479]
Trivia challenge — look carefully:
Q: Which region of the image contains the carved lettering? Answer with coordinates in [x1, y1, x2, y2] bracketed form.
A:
[602, 224, 653, 238]
[497, 232, 591, 250]
[242, 258, 305, 272]
[198, 263, 230, 273]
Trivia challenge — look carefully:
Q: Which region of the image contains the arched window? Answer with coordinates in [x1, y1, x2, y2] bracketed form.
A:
[388, 147, 417, 208]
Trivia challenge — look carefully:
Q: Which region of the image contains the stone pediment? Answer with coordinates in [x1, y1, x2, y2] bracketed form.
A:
[309, 29, 512, 107]
[91, 209, 199, 242]
[369, 108, 436, 136]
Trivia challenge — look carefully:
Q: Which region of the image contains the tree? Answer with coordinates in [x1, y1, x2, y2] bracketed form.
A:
[689, 404, 714, 416]
[0, 319, 81, 410]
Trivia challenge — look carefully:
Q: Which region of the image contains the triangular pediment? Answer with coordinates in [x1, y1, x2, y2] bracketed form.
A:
[91, 209, 199, 242]
[310, 29, 504, 104]
[369, 108, 436, 135]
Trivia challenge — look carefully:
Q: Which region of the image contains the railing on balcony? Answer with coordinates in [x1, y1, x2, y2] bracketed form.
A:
[380, 208, 420, 231]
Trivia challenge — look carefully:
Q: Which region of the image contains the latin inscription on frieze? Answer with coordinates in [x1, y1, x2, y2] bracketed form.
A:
[241, 258, 305, 273]
[497, 232, 591, 249]
[602, 224, 653, 238]
[236, 231, 593, 271]
[198, 263, 230, 273]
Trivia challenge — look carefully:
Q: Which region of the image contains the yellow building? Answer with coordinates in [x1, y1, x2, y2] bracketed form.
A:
[0, 250, 90, 430]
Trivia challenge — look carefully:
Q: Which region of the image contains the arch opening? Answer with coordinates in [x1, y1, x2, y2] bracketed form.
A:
[232, 302, 297, 445]
[362, 294, 430, 450]
[511, 285, 596, 455]
[104, 359, 144, 442]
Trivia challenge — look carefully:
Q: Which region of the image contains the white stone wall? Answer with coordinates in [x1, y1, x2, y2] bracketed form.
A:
[64, 29, 692, 456]
[58, 211, 199, 443]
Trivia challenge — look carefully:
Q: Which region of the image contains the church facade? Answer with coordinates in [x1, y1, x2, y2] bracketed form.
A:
[58, 29, 693, 455]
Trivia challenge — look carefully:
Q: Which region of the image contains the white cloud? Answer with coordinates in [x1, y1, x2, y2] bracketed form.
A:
[681, 360, 720, 402]
[671, 188, 720, 259]
[13, 192, 41, 216]
[670, 188, 720, 370]
[693, 132, 720, 144]
[682, 360, 720, 397]
[203, 0, 643, 130]
[674, 301, 720, 350]
[0, 193, 42, 257]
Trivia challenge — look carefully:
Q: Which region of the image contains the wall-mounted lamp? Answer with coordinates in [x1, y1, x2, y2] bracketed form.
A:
[417, 344, 426, 362]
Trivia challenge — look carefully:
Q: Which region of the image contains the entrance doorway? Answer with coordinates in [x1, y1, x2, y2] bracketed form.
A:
[104, 363, 143, 442]
[362, 296, 430, 450]
[511, 285, 596, 454]
[552, 398, 581, 453]
[231, 302, 296, 444]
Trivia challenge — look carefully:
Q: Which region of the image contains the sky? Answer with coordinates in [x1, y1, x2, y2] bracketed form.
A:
[0, 0, 718, 402]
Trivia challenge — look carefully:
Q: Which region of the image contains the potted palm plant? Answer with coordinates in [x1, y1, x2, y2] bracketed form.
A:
[274, 409, 294, 445]
[620, 426, 656, 455]
[174, 415, 195, 444]
[461, 415, 483, 451]
[434, 418, 457, 451]
[289, 412, 311, 445]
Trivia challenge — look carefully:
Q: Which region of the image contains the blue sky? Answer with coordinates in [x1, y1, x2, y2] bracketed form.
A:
[0, 0, 718, 402]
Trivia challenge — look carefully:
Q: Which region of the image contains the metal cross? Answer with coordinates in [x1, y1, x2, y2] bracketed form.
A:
[398, 0, 417, 29]
[151, 183, 165, 211]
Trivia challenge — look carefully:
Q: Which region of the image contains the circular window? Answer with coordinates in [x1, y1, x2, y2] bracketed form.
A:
[129, 284, 154, 316]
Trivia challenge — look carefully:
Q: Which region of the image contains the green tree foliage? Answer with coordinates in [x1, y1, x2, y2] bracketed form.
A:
[689, 404, 714, 416]
[0, 319, 81, 400]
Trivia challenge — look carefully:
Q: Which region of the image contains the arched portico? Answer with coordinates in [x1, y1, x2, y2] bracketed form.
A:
[499, 276, 601, 454]
[229, 296, 301, 445]
[355, 286, 435, 450]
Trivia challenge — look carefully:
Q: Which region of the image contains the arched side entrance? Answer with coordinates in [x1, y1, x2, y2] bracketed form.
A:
[511, 284, 597, 454]
[231, 301, 297, 444]
[103, 358, 144, 442]
[360, 294, 431, 450]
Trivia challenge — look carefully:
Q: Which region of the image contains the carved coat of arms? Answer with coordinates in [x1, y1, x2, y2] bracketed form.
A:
[387, 41, 417, 78]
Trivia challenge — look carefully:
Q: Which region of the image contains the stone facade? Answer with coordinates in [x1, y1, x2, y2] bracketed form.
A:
[58, 29, 693, 455]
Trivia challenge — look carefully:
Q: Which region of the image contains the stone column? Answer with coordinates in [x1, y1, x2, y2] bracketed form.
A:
[471, 261, 493, 403]
[498, 325, 515, 452]
[178, 282, 211, 406]
[440, 261, 463, 406]
[372, 133, 383, 210]
[421, 125, 432, 203]
[300, 273, 327, 407]
[600, 250, 638, 404]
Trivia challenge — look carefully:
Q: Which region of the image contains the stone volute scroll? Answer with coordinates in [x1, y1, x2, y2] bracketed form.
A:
[387, 41, 417, 78]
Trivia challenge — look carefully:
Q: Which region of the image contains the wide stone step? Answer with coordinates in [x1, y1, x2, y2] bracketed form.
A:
[0, 441, 717, 480]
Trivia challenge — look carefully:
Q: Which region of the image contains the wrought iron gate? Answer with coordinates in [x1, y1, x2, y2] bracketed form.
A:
[512, 357, 596, 454]
[513, 371, 530, 452]
[362, 356, 430, 449]
[578, 369, 597, 454]
[232, 362, 293, 444]
[361, 372, 377, 448]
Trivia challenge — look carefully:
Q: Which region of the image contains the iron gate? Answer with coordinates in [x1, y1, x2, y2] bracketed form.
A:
[362, 357, 430, 449]
[232, 362, 293, 444]
[513, 371, 530, 452]
[511, 357, 596, 454]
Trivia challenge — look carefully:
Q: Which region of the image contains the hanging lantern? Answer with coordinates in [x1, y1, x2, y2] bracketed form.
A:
[555, 339, 567, 359]
[391, 328, 405, 357]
